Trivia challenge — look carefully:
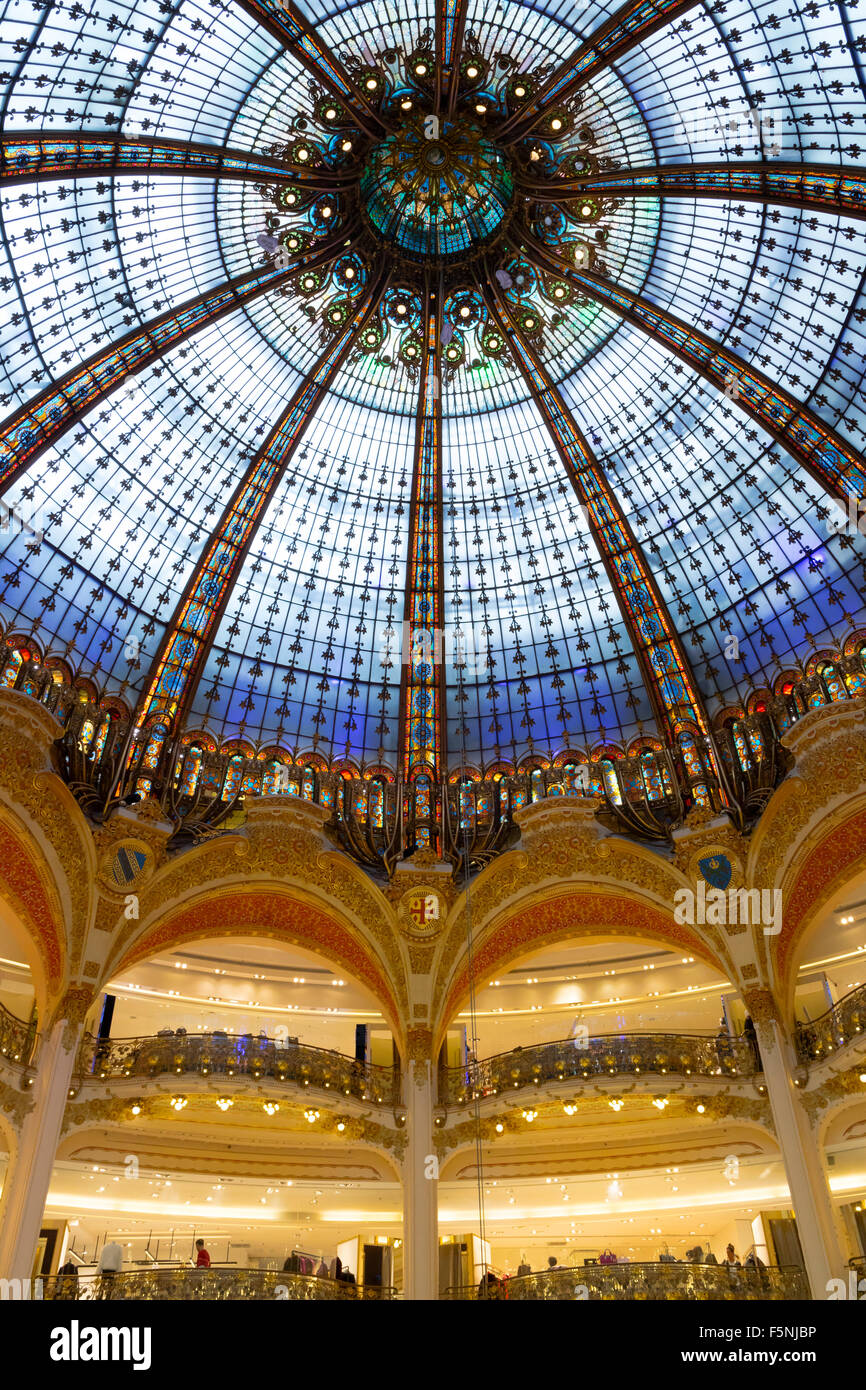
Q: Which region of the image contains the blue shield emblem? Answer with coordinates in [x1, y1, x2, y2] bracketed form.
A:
[698, 855, 732, 891]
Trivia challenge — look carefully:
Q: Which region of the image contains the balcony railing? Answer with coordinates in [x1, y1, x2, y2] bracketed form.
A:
[4, 639, 865, 879]
[41, 1269, 395, 1301]
[795, 981, 866, 1064]
[440, 1032, 758, 1105]
[0, 999, 36, 1068]
[74, 1031, 400, 1106]
[445, 1262, 808, 1300]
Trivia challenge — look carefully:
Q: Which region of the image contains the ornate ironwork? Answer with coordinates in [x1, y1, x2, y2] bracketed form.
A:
[3, 641, 864, 873]
[523, 161, 866, 222]
[445, 1262, 808, 1300]
[795, 981, 866, 1064]
[74, 1031, 399, 1106]
[43, 1268, 394, 1300]
[440, 1031, 758, 1105]
[0, 999, 36, 1067]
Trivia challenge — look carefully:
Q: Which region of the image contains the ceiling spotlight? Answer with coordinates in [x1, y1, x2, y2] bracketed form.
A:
[529, 148, 541, 161]
[696, 1103, 706, 1113]
[365, 77, 378, 91]
[401, 97, 413, 110]
[296, 147, 310, 162]
[522, 1107, 537, 1122]
[130, 1102, 141, 1116]
[304, 1107, 320, 1123]
[216, 1097, 233, 1111]
[170, 1096, 187, 1111]
[414, 61, 428, 76]
[652, 1097, 669, 1110]
[609, 1099, 624, 1112]
[514, 84, 526, 97]
[341, 139, 352, 152]
[551, 117, 563, 131]
[336, 1119, 346, 1132]
[325, 107, 337, 120]
[495, 1122, 504, 1133]
[475, 102, 487, 115]
[263, 1102, 280, 1116]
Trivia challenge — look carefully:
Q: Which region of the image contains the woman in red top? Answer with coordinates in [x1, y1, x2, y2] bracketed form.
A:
[195, 1239, 211, 1268]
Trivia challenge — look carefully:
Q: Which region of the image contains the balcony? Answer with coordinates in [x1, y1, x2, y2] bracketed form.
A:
[41, 1269, 395, 1301]
[440, 1032, 759, 1105]
[795, 981, 866, 1065]
[0, 1000, 36, 1070]
[74, 1032, 400, 1107]
[445, 1262, 808, 1300]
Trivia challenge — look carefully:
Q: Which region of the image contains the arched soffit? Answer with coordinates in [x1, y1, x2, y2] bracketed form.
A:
[106, 885, 404, 1045]
[0, 689, 96, 977]
[0, 807, 65, 1016]
[53, 1124, 404, 1184]
[95, 822, 405, 1016]
[434, 888, 729, 1049]
[817, 1092, 866, 1148]
[772, 803, 866, 1013]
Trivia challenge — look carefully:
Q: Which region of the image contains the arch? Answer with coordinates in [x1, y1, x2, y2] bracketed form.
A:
[435, 888, 729, 1049]
[773, 803, 866, 1014]
[107, 885, 404, 1046]
[0, 809, 65, 1018]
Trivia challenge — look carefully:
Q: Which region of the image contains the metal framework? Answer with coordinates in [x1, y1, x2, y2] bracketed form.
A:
[520, 161, 866, 222]
[484, 273, 710, 744]
[399, 278, 447, 782]
[498, 0, 700, 143]
[0, 132, 352, 189]
[0, 224, 356, 494]
[519, 230, 866, 504]
[3, 0, 864, 877]
[235, 0, 389, 138]
[135, 262, 392, 732]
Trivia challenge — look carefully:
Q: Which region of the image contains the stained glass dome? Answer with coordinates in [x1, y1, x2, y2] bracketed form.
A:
[0, 0, 864, 793]
[360, 117, 515, 263]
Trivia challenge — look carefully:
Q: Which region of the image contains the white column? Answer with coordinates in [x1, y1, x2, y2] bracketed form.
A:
[403, 1058, 438, 1300]
[757, 1018, 847, 1297]
[0, 1018, 82, 1278]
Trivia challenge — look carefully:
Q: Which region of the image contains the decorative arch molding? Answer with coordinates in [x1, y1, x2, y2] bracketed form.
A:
[107, 884, 404, 1044]
[430, 805, 733, 1044]
[804, 1075, 866, 1144]
[95, 803, 407, 1017]
[0, 807, 65, 1016]
[434, 887, 729, 1050]
[55, 1116, 405, 1182]
[773, 803, 866, 1016]
[0, 689, 96, 984]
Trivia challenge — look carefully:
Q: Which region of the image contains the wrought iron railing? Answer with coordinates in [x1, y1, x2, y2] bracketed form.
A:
[3, 640, 865, 875]
[41, 1268, 394, 1301]
[74, 1031, 400, 1105]
[0, 999, 36, 1067]
[440, 1031, 758, 1104]
[444, 1262, 808, 1300]
[795, 981, 866, 1064]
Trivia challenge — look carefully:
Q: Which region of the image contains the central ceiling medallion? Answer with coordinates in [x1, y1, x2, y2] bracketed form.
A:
[360, 116, 516, 265]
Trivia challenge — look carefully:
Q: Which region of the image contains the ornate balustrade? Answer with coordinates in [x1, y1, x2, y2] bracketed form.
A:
[0, 999, 36, 1068]
[440, 1031, 758, 1105]
[445, 1262, 808, 1300]
[795, 982, 866, 1064]
[41, 1268, 394, 1301]
[74, 1031, 400, 1106]
[3, 639, 865, 877]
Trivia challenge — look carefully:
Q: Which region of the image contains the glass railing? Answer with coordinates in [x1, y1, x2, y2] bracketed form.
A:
[41, 1268, 395, 1301]
[0, 999, 36, 1067]
[440, 1031, 758, 1104]
[795, 981, 866, 1063]
[74, 1032, 400, 1105]
[444, 1262, 808, 1300]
